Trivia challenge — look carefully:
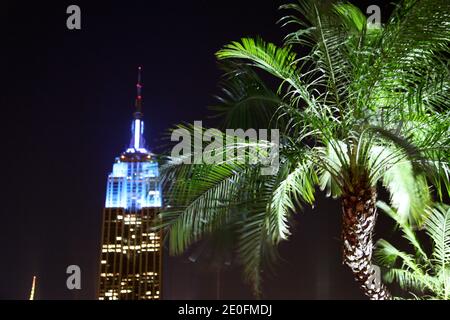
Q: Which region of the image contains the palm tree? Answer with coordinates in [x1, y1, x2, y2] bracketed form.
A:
[158, 0, 450, 299]
[376, 203, 450, 299]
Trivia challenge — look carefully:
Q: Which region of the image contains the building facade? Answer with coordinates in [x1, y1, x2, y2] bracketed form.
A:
[98, 68, 163, 300]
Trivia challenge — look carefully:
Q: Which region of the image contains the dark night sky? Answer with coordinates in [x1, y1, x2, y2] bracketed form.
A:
[3, 0, 395, 300]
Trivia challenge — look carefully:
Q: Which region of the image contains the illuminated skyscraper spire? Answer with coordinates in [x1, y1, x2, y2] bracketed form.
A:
[129, 66, 146, 152]
[99, 67, 162, 300]
[29, 276, 36, 300]
[134, 66, 143, 119]
[105, 66, 161, 209]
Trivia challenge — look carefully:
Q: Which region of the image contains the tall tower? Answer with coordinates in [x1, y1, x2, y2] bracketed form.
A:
[29, 276, 36, 300]
[98, 67, 162, 300]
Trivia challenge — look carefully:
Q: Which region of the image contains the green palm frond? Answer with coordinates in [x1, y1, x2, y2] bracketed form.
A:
[237, 170, 289, 297]
[210, 63, 283, 130]
[426, 158, 450, 201]
[424, 204, 450, 270]
[161, 162, 254, 255]
[280, 1, 359, 111]
[381, 160, 431, 225]
[376, 240, 436, 295]
[216, 37, 315, 108]
[375, 239, 422, 272]
[377, 202, 427, 259]
[333, 3, 366, 32]
[360, 0, 450, 113]
[269, 158, 318, 242]
[316, 141, 348, 197]
[237, 206, 279, 297]
[376, 203, 450, 299]
[216, 37, 298, 83]
[384, 268, 436, 294]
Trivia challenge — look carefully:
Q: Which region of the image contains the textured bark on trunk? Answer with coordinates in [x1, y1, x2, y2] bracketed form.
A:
[342, 187, 392, 300]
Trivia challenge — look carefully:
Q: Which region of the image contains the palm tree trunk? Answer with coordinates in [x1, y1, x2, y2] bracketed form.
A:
[341, 187, 392, 300]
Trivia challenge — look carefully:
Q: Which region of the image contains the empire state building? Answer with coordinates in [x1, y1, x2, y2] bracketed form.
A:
[98, 67, 162, 300]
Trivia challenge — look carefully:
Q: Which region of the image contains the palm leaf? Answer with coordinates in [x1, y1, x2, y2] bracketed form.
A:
[424, 204, 450, 270]
[381, 159, 431, 225]
[268, 157, 317, 242]
[210, 63, 283, 130]
[377, 201, 427, 259]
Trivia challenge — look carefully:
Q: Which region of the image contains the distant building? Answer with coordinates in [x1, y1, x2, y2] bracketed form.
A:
[29, 276, 36, 300]
[98, 68, 162, 300]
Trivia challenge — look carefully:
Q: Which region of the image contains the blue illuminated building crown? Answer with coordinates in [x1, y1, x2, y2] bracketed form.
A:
[105, 67, 162, 210]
